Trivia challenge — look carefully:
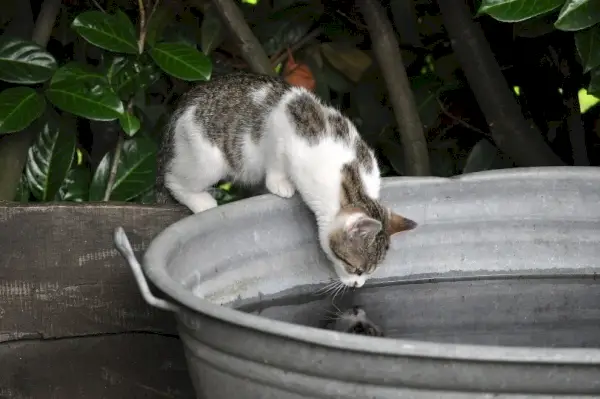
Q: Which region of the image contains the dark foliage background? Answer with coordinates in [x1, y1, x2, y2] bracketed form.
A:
[0, 0, 598, 205]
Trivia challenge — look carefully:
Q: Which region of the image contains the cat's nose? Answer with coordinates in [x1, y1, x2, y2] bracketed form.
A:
[356, 270, 363, 276]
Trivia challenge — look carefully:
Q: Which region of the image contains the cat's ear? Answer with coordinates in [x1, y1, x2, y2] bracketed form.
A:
[387, 210, 417, 236]
[345, 215, 382, 240]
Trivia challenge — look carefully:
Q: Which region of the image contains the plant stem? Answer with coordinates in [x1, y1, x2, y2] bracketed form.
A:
[436, 0, 564, 167]
[137, 0, 147, 54]
[206, 0, 274, 76]
[103, 132, 124, 201]
[358, 0, 431, 176]
[270, 28, 321, 68]
[0, 0, 62, 201]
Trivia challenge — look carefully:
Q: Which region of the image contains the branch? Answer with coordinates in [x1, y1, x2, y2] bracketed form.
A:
[436, 0, 565, 167]
[270, 28, 321, 68]
[0, 0, 62, 201]
[357, 0, 431, 176]
[208, 0, 274, 76]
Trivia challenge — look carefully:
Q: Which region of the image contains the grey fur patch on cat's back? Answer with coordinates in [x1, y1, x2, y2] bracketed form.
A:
[181, 73, 289, 171]
[327, 113, 351, 144]
[355, 138, 374, 173]
[286, 92, 327, 144]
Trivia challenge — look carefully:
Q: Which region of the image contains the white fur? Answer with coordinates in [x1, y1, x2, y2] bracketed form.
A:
[165, 86, 381, 285]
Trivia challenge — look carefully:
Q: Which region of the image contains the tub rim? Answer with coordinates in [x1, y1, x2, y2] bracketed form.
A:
[143, 166, 600, 365]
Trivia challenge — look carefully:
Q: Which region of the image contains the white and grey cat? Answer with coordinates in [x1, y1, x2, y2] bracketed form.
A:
[156, 73, 417, 288]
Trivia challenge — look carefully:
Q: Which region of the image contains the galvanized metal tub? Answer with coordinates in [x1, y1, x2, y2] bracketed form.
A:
[122, 167, 600, 398]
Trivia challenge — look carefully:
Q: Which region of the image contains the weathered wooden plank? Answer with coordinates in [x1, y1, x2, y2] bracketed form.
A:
[0, 203, 190, 341]
[0, 334, 195, 398]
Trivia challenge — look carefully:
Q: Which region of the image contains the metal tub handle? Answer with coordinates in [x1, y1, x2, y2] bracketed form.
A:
[113, 226, 179, 313]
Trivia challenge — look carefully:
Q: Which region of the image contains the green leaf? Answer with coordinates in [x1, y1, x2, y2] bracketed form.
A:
[201, 5, 225, 55]
[14, 174, 30, 202]
[89, 136, 157, 201]
[106, 55, 161, 99]
[132, 187, 156, 204]
[149, 42, 212, 81]
[0, 87, 46, 134]
[25, 114, 76, 201]
[477, 0, 564, 23]
[462, 139, 501, 174]
[555, 0, 600, 31]
[0, 37, 58, 84]
[119, 111, 141, 137]
[72, 11, 138, 54]
[46, 80, 124, 121]
[255, 2, 323, 55]
[55, 165, 91, 202]
[410, 73, 444, 130]
[588, 66, 600, 97]
[50, 62, 107, 85]
[576, 25, 600, 72]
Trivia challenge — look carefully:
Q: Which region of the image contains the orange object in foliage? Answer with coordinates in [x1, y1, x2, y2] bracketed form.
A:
[282, 48, 316, 92]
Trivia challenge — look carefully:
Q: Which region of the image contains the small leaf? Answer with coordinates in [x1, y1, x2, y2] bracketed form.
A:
[106, 55, 161, 99]
[89, 136, 157, 201]
[0, 87, 46, 134]
[119, 111, 141, 136]
[588, 66, 600, 97]
[0, 37, 58, 84]
[255, 2, 323, 55]
[51, 61, 106, 85]
[555, 0, 600, 31]
[149, 42, 212, 81]
[410, 73, 444, 130]
[72, 11, 138, 54]
[56, 165, 91, 202]
[46, 80, 124, 121]
[321, 42, 371, 82]
[477, 0, 564, 23]
[201, 5, 225, 55]
[462, 139, 501, 174]
[25, 114, 76, 201]
[14, 174, 30, 202]
[576, 25, 600, 72]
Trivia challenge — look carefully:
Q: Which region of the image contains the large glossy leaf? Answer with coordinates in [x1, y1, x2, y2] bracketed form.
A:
[89, 136, 157, 201]
[0, 37, 57, 84]
[256, 2, 323, 55]
[477, 0, 564, 23]
[51, 61, 106, 85]
[46, 80, 124, 121]
[576, 25, 600, 72]
[72, 11, 138, 54]
[25, 114, 76, 201]
[106, 55, 161, 99]
[149, 42, 212, 81]
[201, 5, 225, 55]
[56, 165, 91, 201]
[0, 87, 46, 134]
[555, 0, 600, 31]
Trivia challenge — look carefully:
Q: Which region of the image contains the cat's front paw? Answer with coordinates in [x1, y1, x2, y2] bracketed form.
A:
[266, 173, 295, 198]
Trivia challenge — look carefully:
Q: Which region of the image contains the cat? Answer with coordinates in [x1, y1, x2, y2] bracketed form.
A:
[156, 72, 417, 288]
[328, 306, 384, 337]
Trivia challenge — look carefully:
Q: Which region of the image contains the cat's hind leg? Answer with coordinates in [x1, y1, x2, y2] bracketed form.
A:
[165, 135, 226, 213]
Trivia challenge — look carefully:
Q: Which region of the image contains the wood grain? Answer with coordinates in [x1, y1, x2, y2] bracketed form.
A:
[0, 203, 195, 398]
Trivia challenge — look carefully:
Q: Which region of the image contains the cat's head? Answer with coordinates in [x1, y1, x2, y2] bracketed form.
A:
[325, 204, 417, 287]
[331, 306, 384, 336]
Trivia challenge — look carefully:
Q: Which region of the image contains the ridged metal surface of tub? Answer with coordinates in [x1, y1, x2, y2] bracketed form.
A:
[136, 167, 600, 398]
